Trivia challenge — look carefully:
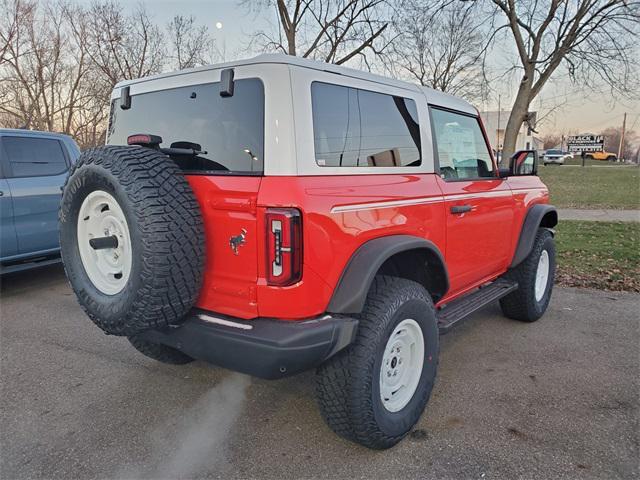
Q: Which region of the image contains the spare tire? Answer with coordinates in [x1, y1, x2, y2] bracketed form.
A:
[60, 146, 204, 336]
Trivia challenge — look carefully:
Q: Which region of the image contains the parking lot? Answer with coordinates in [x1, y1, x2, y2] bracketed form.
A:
[1, 265, 638, 479]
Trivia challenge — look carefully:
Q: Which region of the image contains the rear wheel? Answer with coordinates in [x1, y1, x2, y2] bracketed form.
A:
[316, 276, 438, 449]
[500, 229, 555, 322]
[60, 146, 205, 337]
[128, 336, 194, 365]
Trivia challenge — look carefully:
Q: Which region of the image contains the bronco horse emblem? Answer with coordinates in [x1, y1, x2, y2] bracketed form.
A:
[229, 228, 247, 255]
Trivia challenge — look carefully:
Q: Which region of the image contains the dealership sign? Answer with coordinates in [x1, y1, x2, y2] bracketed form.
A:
[567, 134, 604, 153]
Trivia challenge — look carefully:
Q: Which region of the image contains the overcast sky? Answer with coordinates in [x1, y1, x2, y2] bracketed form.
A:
[75, 0, 638, 136]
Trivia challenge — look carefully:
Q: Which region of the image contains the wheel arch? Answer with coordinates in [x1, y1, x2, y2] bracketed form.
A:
[326, 235, 449, 314]
[510, 204, 558, 268]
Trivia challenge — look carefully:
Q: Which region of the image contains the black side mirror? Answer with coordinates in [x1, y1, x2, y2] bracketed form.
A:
[509, 150, 538, 176]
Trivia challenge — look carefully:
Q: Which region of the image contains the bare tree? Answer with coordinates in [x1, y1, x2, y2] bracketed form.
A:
[487, 0, 640, 158]
[168, 15, 215, 70]
[541, 132, 562, 150]
[85, 1, 166, 87]
[601, 125, 638, 160]
[0, 0, 166, 148]
[247, 0, 391, 65]
[0, 0, 29, 64]
[386, 0, 485, 101]
[0, 0, 85, 132]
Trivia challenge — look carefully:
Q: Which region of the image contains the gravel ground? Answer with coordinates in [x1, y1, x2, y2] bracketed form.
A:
[1, 265, 638, 480]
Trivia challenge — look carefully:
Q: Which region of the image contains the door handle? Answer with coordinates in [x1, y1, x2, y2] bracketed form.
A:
[450, 204, 472, 214]
[0, 190, 4, 196]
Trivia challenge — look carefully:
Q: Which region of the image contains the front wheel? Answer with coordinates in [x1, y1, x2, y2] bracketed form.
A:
[315, 276, 439, 449]
[500, 228, 556, 322]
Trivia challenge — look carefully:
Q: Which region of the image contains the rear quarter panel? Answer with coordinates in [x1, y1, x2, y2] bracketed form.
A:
[255, 174, 446, 319]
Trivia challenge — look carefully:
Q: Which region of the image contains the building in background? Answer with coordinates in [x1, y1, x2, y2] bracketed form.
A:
[480, 111, 542, 162]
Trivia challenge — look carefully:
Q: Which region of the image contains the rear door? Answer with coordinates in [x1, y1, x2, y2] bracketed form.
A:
[107, 74, 266, 319]
[0, 139, 18, 259]
[3, 135, 69, 255]
[429, 107, 514, 296]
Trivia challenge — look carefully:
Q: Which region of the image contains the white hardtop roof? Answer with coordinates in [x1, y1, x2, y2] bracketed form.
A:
[114, 53, 476, 114]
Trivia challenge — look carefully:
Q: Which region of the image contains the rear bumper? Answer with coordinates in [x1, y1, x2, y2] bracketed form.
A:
[138, 310, 359, 379]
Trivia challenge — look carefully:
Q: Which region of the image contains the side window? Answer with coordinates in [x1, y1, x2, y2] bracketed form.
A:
[311, 82, 421, 167]
[310, 83, 360, 167]
[430, 108, 494, 180]
[3, 137, 68, 178]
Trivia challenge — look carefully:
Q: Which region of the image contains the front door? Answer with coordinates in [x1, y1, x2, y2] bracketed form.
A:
[430, 107, 514, 296]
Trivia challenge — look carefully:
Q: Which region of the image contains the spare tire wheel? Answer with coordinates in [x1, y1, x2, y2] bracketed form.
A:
[60, 145, 205, 336]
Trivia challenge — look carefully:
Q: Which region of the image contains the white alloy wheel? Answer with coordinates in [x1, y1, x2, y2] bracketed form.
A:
[76, 190, 132, 295]
[534, 249, 550, 302]
[379, 318, 425, 413]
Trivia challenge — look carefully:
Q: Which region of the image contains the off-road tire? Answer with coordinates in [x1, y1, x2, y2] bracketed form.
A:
[500, 228, 555, 322]
[316, 276, 439, 449]
[60, 146, 204, 336]
[128, 336, 194, 365]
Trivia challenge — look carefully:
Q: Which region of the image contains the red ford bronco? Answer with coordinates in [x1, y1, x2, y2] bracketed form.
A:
[60, 54, 557, 449]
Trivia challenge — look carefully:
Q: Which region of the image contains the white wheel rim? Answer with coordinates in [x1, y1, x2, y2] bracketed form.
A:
[379, 318, 425, 413]
[77, 190, 132, 295]
[534, 249, 550, 302]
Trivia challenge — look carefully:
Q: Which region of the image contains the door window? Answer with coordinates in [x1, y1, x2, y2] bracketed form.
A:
[3, 137, 68, 178]
[311, 82, 421, 167]
[430, 108, 494, 180]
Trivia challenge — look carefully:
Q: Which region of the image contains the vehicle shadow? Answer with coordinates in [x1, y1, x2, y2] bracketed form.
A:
[0, 263, 67, 297]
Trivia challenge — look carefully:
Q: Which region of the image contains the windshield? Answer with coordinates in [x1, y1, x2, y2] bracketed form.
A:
[107, 78, 264, 174]
[546, 150, 562, 154]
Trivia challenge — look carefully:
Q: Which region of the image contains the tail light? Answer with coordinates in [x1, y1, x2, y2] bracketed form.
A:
[266, 208, 302, 286]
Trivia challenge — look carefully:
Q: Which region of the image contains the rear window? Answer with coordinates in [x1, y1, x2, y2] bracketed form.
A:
[3, 136, 68, 178]
[108, 78, 264, 174]
[311, 82, 421, 167]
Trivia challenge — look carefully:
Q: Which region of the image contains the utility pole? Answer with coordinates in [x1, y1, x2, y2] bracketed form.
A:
[618, 112, 627, 162]
[497, 95, 502, 163]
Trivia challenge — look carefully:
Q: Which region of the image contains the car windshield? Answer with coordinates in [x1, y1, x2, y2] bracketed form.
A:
[546, 150, 562, 154]
[107, 78, 264, 174]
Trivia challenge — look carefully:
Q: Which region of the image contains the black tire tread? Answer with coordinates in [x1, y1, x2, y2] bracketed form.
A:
[316, 275, 437, 449]
[60, 146, 204, 336]
[500, 228, 555, 322]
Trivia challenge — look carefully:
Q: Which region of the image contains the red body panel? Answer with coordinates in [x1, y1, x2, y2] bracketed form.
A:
[436, 177, 514, 299]
[187, 172, 549, 320]
[186, 175, 261, 319]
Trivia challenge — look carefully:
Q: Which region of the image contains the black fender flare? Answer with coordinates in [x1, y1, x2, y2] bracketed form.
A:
[326, 235, 449, 314]
[510, 204, 558, 268]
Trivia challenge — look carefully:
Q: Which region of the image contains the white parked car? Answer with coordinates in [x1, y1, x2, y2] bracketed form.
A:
[542, 149, 569, 165]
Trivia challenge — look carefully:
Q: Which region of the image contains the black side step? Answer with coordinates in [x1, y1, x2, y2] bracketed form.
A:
[437, 279, 518, 334]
